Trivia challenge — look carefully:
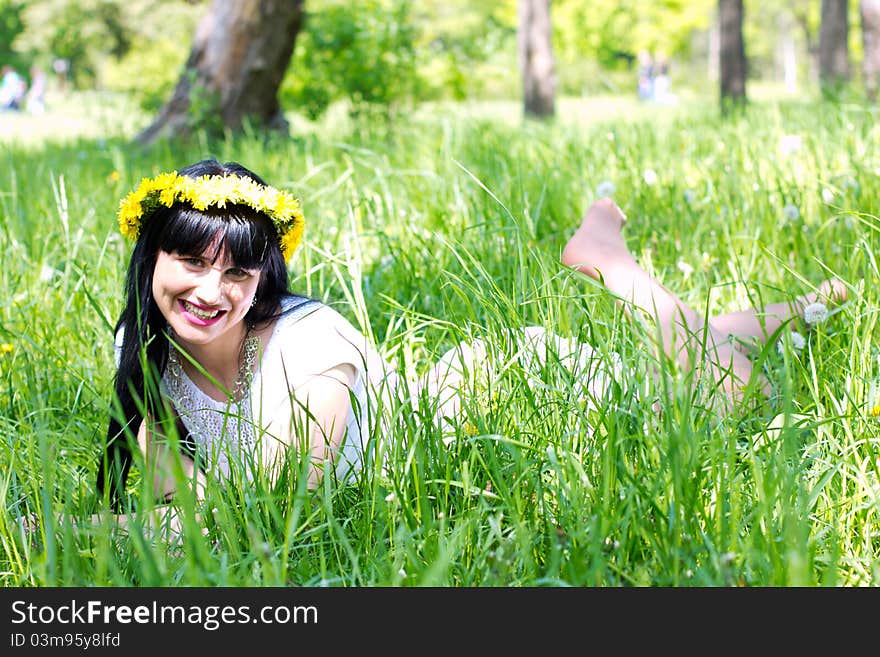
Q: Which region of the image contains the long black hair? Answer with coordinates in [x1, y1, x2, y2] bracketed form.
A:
[97, 159, 292, 510]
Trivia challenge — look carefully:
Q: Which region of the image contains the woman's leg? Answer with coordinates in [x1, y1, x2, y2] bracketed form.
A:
[561, 198, 767, 402]
[708, 279, 847, 340]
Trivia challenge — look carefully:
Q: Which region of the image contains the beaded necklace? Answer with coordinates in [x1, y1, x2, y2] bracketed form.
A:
[166, 329, 260, 404]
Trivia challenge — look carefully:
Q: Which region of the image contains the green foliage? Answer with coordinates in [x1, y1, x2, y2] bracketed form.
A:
[553, 0, 714, 64]
[0, 0, 25, 68]
[100, 38, 187, 113]
[1, 93, 879, 586]
[281, 0, 420, 120]
[408, 0, 517, 100]
[13, 0, 197, 94]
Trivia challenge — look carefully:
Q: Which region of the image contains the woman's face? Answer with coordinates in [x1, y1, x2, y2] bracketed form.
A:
[152, 243, 261, 350]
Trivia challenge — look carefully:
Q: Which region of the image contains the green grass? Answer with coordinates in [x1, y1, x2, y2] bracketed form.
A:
[1, 93, 879, 586]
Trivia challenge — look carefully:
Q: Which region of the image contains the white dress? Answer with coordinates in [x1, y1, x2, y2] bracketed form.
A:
[117, 296, 623, 484]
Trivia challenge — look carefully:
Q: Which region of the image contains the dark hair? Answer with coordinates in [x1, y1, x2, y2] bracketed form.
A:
[97, 158, 292, 509]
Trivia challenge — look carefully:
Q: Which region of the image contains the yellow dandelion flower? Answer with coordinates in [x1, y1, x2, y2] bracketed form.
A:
[280, 220, 305, 261]
[118, 195, 144, 239]
[116, 170, 306, 262]
[156, 174, 182, 207]
[0, 343, 13, 355]
[871, 405, 880, 418]
[273, 193, 301, 220]
[108, 171, 121, 182]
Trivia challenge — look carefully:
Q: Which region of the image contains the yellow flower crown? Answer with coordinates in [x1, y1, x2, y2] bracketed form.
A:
[117, 171, 305, 262]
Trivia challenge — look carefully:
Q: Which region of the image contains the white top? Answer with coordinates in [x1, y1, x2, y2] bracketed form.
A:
[116, 296, 395, 483]
[115, 299, 624, 485]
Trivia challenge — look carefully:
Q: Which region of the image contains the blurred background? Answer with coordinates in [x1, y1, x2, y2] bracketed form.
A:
[0, 0, 875, 143]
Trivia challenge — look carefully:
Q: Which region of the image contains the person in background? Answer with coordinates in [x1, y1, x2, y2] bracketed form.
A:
[0, 65, 27, 111]
[25, 66, 47, 115]
[637, 51, 654, 101]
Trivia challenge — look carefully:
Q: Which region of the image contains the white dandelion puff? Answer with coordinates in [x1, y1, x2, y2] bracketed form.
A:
[782, 204, 800, 222]
[40, 265, 56, 282]
[821, 188, 835, 204]
[803, 302, 829, 325]
[596, 180, 616, 198]
[778, 331, 806, 354]
[643, 169, 658, 185]
[683, 189, 696, 204]
[779, 134, 802, 155]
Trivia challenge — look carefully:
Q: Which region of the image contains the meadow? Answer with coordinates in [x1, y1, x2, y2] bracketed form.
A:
[1, 92, 878, 586]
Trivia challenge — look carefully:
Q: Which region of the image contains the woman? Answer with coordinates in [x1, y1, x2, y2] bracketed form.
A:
[97, 158, 846, 519]
[100, 159, 390, 516]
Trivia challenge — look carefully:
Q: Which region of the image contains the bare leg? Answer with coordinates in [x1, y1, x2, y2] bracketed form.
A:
[709, 279, 847, 340]
[561, 198, 767, 403]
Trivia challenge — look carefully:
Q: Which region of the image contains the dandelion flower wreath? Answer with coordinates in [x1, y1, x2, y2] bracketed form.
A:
[117, 171, 305, 262]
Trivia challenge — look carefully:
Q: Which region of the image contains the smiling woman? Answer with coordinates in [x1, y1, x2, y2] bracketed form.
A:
[99, 158, 384, 528]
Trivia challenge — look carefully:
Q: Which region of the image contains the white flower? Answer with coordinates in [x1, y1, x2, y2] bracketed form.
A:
[384, 492, 396, 503]
[398, 567, 407, 578]
[778, 331, 806, 354]
[643, 169, 658, 185]
[676, 259, 694, 277]
[782, 204, 800, 222]
[683, 189, 696, 204]
[40, 265, 56, 282]
[779, 134, 802, 155]
[596, 180, 616, 198]
[821, 188, 835, 204]
[803, 302, 829, 325]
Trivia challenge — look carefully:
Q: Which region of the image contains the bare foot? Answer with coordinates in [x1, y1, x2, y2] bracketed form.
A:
[561, 198, 633, 280]
[813, 278, 848, 307]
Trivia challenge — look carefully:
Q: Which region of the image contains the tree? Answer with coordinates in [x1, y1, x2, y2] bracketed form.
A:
[137, 0, 304, 144]
[719, 0, 746, 111]
[518, 0, 555, 118]
[861, 0, 880, 99]
[282, 0, 419, 121]
[818, 0, 850, 91]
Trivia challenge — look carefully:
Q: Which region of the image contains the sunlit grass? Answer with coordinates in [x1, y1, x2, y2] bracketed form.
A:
[1, 93, 878, 586]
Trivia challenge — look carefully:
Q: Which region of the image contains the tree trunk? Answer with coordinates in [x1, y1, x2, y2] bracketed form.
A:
[518, 0, 556, 119]
[819, 0, 850, 89]
[137, 0, 304, 144]
[862, 0, 880, 99]
[719, 0, 746, 111]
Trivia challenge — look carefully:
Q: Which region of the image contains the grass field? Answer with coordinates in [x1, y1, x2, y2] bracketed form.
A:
[1, 91, 878, 586]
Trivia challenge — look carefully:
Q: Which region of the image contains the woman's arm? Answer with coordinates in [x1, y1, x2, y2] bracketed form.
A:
[136, 417, 206, 503]
[264, 363, 358, 488]
[21, 418, 207, 544]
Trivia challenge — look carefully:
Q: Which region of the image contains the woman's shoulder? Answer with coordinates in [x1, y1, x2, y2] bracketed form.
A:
[274, 295, 354, 336]
[270, 296, 389, 378]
